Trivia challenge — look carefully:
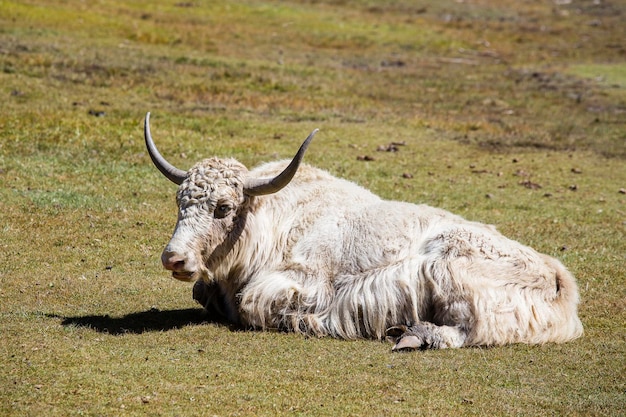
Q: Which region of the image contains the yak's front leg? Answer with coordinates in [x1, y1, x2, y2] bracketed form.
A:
[238, 274, 304, 331]
[386, 323, 468, 350]
[238, 271, 327, 336]
[193, 280, 239, 324]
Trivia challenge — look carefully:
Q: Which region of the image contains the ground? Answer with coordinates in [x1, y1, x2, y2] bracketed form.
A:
[0, 1, 624, 415]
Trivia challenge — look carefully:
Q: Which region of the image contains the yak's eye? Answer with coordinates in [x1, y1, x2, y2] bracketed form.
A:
[214, 204, 232, 219]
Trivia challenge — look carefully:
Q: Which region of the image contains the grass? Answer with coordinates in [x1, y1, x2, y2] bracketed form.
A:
[1, 0, 625, 415]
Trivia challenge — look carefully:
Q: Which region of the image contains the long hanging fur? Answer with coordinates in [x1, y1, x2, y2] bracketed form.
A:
[165, 159, 583, 349]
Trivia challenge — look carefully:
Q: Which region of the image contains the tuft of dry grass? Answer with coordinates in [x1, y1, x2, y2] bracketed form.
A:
[1, 1, 624, 416]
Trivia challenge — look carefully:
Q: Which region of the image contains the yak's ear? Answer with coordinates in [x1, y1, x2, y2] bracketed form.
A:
[244, 129, 318, 196]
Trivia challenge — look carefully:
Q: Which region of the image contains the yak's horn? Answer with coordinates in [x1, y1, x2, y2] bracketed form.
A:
[244, 129, 318, 196]
[144, 112, 187, 185]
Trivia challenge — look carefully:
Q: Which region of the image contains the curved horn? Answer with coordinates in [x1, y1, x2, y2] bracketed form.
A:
[144, 112, 187, 185]
[244, 129, 318, 196]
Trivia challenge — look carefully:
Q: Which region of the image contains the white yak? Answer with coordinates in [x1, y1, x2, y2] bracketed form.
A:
[144, 113, 583, 350]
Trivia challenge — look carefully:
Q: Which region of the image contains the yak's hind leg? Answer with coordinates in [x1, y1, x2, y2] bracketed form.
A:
[384, 228, 482, 351]
[386, 323, 467, 350]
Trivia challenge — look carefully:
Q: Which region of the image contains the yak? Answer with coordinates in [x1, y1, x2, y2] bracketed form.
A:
[144, 112, 583, 350]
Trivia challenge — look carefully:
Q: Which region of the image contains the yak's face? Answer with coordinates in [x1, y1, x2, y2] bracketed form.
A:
[143, 112, 317, 282]
[161, 158, 248, 282]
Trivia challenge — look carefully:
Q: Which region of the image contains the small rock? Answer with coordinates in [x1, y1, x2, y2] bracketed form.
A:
[571, 168, 582, 174]
[88, 109, 106, 117]
[357, 155, 375, 161]
[376, 142, 405, 152]
[402, 173, 413, 179]
[380, 60, 406, 68]
[569, 184, 578, 191]
[519, 180, 542, 189]
[619, 188, 626, 194]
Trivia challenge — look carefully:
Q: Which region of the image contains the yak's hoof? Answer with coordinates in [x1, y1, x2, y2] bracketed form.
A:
[386, 325, 420, 351]
[385, 323, 442, 351]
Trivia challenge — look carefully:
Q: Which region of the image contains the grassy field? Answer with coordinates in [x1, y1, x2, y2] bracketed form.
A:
[1, 0, 624, 415]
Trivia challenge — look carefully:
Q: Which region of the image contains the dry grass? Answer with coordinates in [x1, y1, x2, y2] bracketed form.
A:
[1, 0, 625, 416]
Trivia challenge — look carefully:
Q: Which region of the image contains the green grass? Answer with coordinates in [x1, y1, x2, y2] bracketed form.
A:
[1, 0, 625, 415]
[567, 63, 626, 87]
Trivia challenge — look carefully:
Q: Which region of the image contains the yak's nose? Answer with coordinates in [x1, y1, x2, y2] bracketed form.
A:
[161, 251, 186, 271]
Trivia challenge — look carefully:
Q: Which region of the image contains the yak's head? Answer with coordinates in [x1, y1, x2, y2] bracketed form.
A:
[144, 112, 317, 283]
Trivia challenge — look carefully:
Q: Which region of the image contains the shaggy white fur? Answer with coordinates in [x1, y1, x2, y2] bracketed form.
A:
[160, 154, 583, 349]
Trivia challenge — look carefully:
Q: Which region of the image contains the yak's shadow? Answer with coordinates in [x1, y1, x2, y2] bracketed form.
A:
[52, 307, 232, 335]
